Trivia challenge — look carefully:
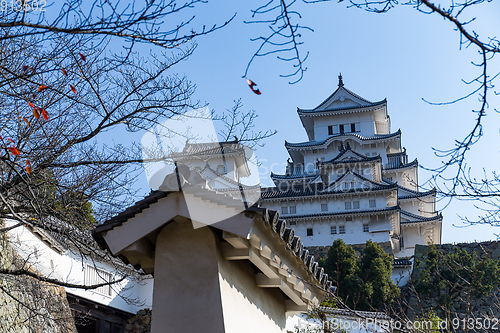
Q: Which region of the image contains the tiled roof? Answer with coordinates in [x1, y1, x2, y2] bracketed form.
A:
[312, 84, 375, 110]
[332, 169, 390, 190]
[399, 188, 436, 200]
[202, 165, 260, 190]
[283, 206, 401, 220]
[400, 210, 442, 224]
[261, 181, 396, 200]
[318, 306, 391, 320]
[285, 129, 401, 148]
[270, 171, 319, 180]
[170, 140, 244, 159]
[393, 257, 412, 267]
[93, 191, 170, 238]
[318, 144, 381, 165]
[298, 99, 387, 114]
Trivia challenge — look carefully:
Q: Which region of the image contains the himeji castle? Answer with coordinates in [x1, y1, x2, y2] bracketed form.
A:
[260, 75, 443, 260]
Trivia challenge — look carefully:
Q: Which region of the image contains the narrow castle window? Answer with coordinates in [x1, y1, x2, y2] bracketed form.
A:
[330, 226, 337, 234]
[307, 228, 313, 236]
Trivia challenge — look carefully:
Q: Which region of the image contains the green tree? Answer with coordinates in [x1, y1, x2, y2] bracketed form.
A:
[414, 245, 500, 320]
[321, 239, 361, 309]
[322, 239, 399, 311]
[357, 240, 400, 311]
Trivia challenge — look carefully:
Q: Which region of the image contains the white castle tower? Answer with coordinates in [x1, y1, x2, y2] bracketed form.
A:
[260, 75, 442, 262]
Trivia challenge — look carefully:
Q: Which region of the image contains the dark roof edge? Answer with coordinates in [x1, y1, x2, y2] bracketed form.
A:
[298, 99, 387, 114]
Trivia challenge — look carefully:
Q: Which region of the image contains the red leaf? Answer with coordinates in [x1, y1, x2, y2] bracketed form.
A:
[41, 109, 49, 121]
[33, 107, 40, 119]
[23, 117, 30, 126]
[70, 84, 77, 94]
[78, 53, 86, 61]
[37, 85, 48, 92]
[8, 146, 20, 156]
[25, 160, 32, 175]
[246, 78, 262, 95]
[22, 65, 29, 72]
[7, 138, 14, 143]
[61, 68, 68, 76]
[28, 102, 35, 108]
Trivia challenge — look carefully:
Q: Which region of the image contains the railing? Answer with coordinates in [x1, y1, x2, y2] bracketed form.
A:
[386, 151, 408, 169]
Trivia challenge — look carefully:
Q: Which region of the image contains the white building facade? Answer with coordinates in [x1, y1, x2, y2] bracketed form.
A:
[260, 75, 442, 264]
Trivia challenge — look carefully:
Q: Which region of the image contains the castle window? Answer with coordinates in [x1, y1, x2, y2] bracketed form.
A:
[321, 204, 328, 212]
[369, 200, 376, 208]
[289, 221, 296, 226]
[86, 265, 112, 296]
[289, 206, 296, 214]
[330, 226, 337, 234]
[307, 228, 313, 236]
[339, 226, 346, 234]
[328, 125, 333, 135]
[353, 201, 360, 209]
[371, 143, 377, 148]
[217, 165, 226, 174]
[281, 207, 288, 214]
[345, 202, 351, 210]
[345, 217, 352, 222]
[351, 123, 356, 133]
[363, 224, 369, 232]
[339, 124, 345, 134]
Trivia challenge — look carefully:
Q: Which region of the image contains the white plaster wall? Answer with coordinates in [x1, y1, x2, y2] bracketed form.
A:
[392, 266, 413, 287]
[151, 220, 287, 333]
[6, 220, 153, 314]
[400, 201, 422, 216]
[218, 254, 286, 333]
[290, 220, 391, 247]
[401, 226, 424, 250]
[313, 113, 376, 141]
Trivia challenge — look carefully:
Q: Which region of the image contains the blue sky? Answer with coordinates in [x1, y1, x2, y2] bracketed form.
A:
[126, 1, 500, 243]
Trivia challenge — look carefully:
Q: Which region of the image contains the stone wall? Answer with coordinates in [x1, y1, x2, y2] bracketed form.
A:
[0, 222, 76, 333]
[125, 308, 152, 333]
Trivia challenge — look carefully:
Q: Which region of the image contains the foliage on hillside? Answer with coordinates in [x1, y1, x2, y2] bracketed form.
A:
[413, 244, 500, 319]
[320, 239, 400, 311]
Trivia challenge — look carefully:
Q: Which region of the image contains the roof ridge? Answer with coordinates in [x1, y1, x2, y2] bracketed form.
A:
[285, 205, 401, 220]
[298, 99, 387, 114]
[319, 144, 381, 165]
[329, 169, 387, 189]
[400, 209, 442, 222]
[310, 84, 375, 111]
